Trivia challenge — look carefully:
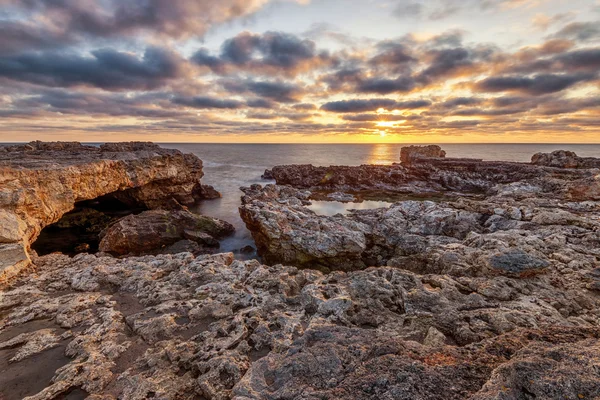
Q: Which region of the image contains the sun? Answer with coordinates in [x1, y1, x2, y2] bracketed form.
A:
[379, 131, 387, 137]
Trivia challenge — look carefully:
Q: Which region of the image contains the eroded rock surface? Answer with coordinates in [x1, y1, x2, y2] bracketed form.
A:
[400, 144, 447, 165]
[1, 252, 599, 400]
[0, 141, 215, 277]
[99, 210, 235, 256]
[264, 151, 600, 201]
[239, 183, 600, 274]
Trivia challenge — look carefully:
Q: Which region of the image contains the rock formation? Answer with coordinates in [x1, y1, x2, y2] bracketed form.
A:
[263, 151, 600, 201]
[99, 210, 235, 256]
[2, 144, 600, 399]
[0, 142, 217, 278]
[400, 144, 446, 164]
[531, 149, 600, 169]
[1, 251, 599, 399]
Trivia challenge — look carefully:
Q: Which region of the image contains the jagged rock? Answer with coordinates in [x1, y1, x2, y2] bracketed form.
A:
[0, 141, 209, 277]
[99, 210, 234, 256]
[266, 148, 600, 202]
[195, 184, 222, 200]
[2, 252, 600, 399]
[327, 192, 357, 202]
[239, 185, 368, 271]
[400, 144, 446, 164]
[531, 150, 600, 169]
[488, 249, 550, 277]
[261, 169, 274, 180]
[240, 245, 255, 254]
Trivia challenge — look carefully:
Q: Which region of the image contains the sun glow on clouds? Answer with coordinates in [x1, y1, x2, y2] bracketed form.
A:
[0, 0, 598, 143]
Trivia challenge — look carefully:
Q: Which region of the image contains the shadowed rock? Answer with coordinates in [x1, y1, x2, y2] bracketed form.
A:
[99, 209, 235, 256]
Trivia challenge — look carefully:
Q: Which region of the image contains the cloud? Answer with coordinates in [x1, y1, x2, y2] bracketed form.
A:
[357, 76, 416, 94]
[476, 73, 596, 94]
[0, 47, 186, 90]
[551, 21, 600, 42]
[292, 103, 317, 110]
[192, 31, 329, 76]
[172, 96, 244, 109]
[341, 113, 411, 121]
[2, 0, 302, 42]
[245, 80, 302, 102]
[392, 2, 423, 18]
[439, 97, 483, 107]
[321, 98, 430, 112]
[531, 12, 575, 31]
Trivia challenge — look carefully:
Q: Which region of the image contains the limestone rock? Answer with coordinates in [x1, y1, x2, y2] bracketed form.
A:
[531, 150, 600, 169]
[98, 210, 235, 256]
[2, 252, 600, 399]
[0, 141, 209, 277]
[400, 144, 447, 164]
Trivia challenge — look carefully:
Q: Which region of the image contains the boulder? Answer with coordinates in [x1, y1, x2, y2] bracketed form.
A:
[400, 145, 447, 164]
[99, 210, 235, 256]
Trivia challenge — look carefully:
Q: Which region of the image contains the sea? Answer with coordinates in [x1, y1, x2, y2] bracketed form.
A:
[161, 143, 600, 257]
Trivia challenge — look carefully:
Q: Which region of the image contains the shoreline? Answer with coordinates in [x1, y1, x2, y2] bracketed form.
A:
[1, 142, 600, 399]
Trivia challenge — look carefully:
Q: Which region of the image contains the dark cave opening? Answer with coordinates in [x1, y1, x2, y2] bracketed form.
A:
[31, 192, 148, 256]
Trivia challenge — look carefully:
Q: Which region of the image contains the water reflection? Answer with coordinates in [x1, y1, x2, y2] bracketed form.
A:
[366, 143, 397, 165]
[308, 200, 391, 216]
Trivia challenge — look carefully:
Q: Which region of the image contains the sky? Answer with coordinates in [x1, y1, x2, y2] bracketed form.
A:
[0, 0, 599, 143]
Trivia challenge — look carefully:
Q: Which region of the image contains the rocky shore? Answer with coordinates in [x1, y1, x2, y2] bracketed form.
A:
[0, 142, 229, 278]
[1, 143, 600, 399]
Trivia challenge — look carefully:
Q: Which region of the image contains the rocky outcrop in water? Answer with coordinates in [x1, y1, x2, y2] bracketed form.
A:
[0, 141, 216, 278]
[99, 210, 235, 256]
[1, 251, 599, 400]
[400, 144, 446, 164]
[531, 150, 600, 169]
[263, 151, 600, 201]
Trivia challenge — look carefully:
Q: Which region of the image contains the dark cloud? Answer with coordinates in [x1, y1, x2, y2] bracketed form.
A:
[369, 43, 415, 66]
[321, 99, 430, 112]
[320, 68, 364, 91]
[418, 48, 476, 83]
[192, 31, 328, 75]
[246, 98, 277, 109]
[502, 47, 600, 75]
[440, 97, 483, 107]
[2, 0, 280, 42]
[245, 80, 302, 103]
[0, 20, 73, 55]
[492, 96, 531, 107]
[0, 47, 185, 90]
[357, 76, 416, 94]
[172, 96, 243, 109]
[476, 73, 597, 95]
[190, 49, 225, 73]
[10, 89, 181, 118]
[292, 103, 317, 110]
[341, 114, 410, 122]
[451, 107, 525, 116]
[552, 21, 600, 42]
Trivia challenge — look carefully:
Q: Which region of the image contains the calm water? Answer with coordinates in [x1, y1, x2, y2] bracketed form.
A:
[163, 143, 600, 256]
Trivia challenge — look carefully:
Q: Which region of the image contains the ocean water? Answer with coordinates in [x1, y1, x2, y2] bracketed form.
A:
[164, 143, 600, 256]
